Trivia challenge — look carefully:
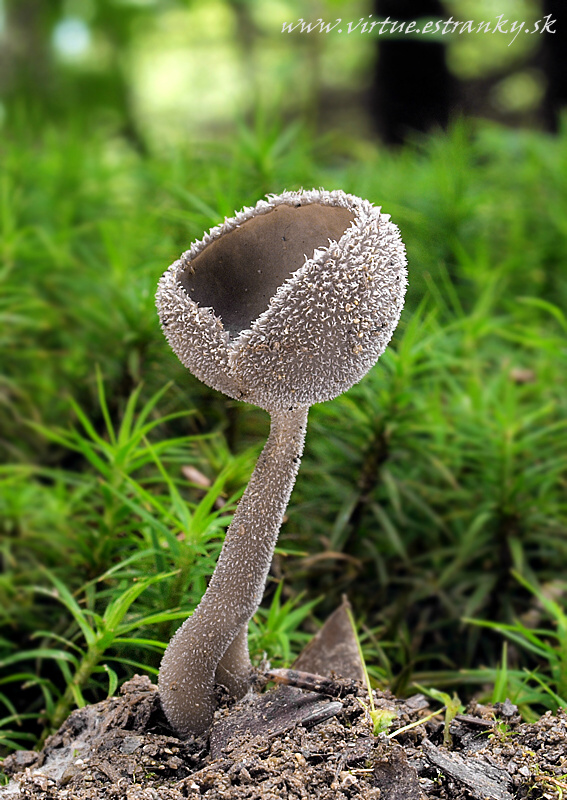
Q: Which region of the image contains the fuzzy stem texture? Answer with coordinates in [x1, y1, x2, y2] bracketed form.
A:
[158, 405, 309, 737]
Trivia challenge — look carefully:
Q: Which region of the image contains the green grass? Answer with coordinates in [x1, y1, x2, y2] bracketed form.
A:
[1, 113, 566, 756]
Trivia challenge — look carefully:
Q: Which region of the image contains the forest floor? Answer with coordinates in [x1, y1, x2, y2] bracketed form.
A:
[2, 602, 566, 800]
[1, 673, 566, 800]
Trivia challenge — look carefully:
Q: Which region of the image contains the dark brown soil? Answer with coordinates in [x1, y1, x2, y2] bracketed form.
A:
[2, 674, 566, 800]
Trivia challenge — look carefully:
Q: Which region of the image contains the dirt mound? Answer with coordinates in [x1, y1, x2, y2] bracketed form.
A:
[2, 673, 566, 800]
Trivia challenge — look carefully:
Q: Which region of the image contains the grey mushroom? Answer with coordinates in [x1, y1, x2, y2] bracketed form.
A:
[155, 188, 408, 737]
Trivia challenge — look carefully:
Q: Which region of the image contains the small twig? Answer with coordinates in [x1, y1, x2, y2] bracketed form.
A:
[265, 667, 355, 698]
[387, 707, 446, 739]
[533, 772, 567, 799]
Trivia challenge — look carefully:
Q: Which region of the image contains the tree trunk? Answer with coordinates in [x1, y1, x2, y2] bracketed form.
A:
[370, 0, 456, 143]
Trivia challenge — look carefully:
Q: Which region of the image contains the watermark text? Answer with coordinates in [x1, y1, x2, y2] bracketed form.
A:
[281, 14, 556, 47]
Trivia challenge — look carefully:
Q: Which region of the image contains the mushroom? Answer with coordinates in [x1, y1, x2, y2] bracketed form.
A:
[155, 189, 407, 737]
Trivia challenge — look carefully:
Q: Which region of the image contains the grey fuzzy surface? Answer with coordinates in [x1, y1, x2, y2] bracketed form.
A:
[156, 189, 407, 412]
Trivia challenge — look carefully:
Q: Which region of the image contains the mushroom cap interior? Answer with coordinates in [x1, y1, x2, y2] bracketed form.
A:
[179, 203, 355, 336]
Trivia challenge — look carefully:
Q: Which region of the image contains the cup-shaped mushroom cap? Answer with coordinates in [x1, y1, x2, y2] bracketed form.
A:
[156, 189, 407, 412]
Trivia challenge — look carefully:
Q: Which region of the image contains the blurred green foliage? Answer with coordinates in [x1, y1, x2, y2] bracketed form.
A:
[0, 0, 548, 145]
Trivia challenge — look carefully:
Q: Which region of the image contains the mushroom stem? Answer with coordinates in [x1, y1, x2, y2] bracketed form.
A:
[158, 405, 309, 737]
